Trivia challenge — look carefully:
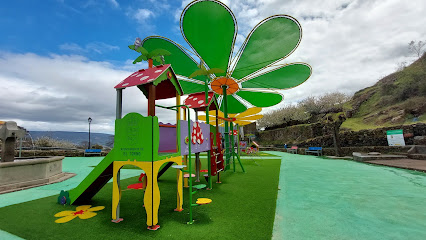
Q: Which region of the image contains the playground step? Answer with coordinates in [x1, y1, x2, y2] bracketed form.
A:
[195, 198, 212, 205]
[192, 184, 206, 190]
[171, 165, 187, 169]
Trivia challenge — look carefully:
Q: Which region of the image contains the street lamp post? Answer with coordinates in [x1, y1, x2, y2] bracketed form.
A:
[88, 117, 92, 149]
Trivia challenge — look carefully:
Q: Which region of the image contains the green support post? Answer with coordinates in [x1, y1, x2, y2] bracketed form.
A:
[187, 109, 194, 224]
[230, 122, 235, 172]
[234, 124, 245, 173]
[236, 124, 241, 156]
[222, 86, 230, 171]
[205, 78, 212, 190]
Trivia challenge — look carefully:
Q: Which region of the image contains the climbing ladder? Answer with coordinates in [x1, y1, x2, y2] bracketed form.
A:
[181, 105, 212, 224]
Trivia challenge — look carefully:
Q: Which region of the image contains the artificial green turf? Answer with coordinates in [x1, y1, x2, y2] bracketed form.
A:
[0, 157, 281, 240]
[240, 151, 278, 157]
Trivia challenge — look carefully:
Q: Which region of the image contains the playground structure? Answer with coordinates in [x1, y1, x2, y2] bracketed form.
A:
[58, 0, 311, 232]
[198, 107, 264, 169]
[58, 64, 215, 229]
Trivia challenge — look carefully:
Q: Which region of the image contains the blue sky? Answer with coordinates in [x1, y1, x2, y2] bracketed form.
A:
[0, 0, 182, 64]
[1, 0, 426, 134]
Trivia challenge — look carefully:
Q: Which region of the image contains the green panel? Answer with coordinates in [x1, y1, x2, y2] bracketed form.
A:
[236, 90, 283, 107]
[182, 0, 235, 76]
[68, 113, 161, 204]
[142, 37, 203, 81]
[114, 112, 157, 162]
[178, 80, 205, 95]
[232, 16, 301, 79]
[241, 63, 311, 89]
[220, 94, 247, 114]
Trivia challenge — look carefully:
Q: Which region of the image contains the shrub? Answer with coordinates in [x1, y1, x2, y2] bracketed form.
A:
[34, 136, 76, 148]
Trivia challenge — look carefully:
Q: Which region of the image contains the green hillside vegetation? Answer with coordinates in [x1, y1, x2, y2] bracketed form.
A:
[258, 54, 426, 132]
[342, 54, 426, 130]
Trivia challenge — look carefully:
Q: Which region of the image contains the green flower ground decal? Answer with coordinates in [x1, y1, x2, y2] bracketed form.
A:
[141, 0, 311, 114]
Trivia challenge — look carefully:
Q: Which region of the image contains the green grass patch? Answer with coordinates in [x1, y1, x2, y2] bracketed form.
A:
[342, 113, 426, 131]
[353, 91, 381, 117]
[0, 157, 281, 240]
[341, 117, 384, 131]
[240, 151, 279, 157]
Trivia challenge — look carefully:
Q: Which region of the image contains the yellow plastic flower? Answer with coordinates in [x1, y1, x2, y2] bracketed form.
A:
[196, 198, 212, 205]
[54, 205, 105, 223]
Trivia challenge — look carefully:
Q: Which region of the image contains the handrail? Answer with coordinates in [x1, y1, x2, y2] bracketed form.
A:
[155, 104, 178, 112]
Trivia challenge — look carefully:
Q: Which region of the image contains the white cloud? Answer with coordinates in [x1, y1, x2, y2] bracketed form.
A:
[133, 8, 155, 24]
[59, 43, 84, 52]
[109, 0, 119, 8]
[0, 52, 178, 133]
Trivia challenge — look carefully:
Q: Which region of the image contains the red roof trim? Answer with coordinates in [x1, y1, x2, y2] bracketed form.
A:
[114, 64, 171, 89]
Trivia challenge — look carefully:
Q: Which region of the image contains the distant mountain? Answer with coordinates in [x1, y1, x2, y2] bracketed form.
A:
[28, 131, 114, 147]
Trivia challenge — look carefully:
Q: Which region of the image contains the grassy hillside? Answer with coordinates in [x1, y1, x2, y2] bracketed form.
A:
[341, 54, 426, 131]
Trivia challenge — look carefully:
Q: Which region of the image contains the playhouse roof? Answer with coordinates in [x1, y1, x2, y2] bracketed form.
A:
[115, 64, 183, 100]
[183, 92, 217, 111]
[115, 64, 172, 89]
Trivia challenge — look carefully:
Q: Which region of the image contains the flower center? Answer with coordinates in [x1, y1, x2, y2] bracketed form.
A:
[210, 77, 239, 95]
[73, 210, 85, 215]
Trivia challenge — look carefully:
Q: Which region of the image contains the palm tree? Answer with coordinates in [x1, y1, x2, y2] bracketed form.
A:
[189, 60, 224, 79]
[129, 38, 171, 67]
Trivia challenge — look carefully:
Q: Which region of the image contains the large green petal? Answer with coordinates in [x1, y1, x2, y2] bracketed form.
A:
[236, 90, 283, 108]
[220, 95, 247, 114]
[231, 15, 301, 79]
[181, 0, 236, 76]
[142, 36, 202, 80]
[241, 63, 311, 89]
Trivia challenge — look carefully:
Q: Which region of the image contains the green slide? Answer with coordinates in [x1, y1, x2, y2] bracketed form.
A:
[63, 151, 116, 205]
[58, 113, 157, 205]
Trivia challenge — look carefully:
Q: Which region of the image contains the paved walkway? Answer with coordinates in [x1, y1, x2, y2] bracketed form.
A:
[366, 159, 426, 172]
[269, 151, 426, 240]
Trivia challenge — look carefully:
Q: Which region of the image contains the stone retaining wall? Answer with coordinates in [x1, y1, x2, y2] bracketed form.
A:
[261, 146, 411, 156]
[258, 123, 426, 147]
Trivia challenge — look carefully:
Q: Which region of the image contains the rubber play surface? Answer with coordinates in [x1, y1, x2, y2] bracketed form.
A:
[271, 152, 426, 240]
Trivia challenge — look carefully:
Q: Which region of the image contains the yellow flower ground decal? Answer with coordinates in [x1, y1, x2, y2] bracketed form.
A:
[54, 205, 105, 223]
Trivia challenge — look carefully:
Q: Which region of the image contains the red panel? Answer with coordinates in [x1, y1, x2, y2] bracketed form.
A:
[115, 64, 171, 89]
[183, 92, 215, 110]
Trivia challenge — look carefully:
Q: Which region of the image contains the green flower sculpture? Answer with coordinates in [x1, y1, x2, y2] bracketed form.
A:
[141, 0, 311, 114]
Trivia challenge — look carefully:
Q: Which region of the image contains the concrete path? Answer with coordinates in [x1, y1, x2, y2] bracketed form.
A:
[366, 159, 426, 172]
[269, 151, 426, 240]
